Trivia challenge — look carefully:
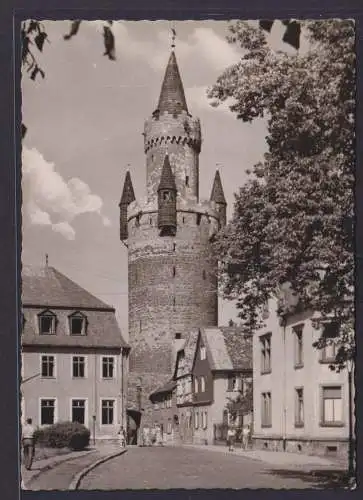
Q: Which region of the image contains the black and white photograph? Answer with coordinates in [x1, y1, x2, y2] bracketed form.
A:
[20, 18, 356, 490]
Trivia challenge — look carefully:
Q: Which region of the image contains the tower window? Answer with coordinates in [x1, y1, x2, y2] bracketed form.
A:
[196, 214, 202, 225]
[151, 154, 154, 161]
[203, 270, 206, 280]
[163, 191, 171, 201]
[173, 266, 176, 277]
[175, 333, 181, 340]
[185, 175, 189, 187]
[173, 243, 176, 252]
[173, 297, 176, 307]
[182, 216, 185, 223]
[150, 217, 153, 225]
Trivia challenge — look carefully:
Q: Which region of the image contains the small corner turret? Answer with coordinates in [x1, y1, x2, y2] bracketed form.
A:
[210, 170, 227, 228]
[158, 153, 177, 236]
[119, 170, 136, 241]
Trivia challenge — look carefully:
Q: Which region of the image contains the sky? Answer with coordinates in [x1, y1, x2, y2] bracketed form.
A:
[21, 20, 298, 338]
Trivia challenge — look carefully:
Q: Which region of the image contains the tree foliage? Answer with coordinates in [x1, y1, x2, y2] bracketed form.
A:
[226, 380, 253, 422]
[208, 20, 355, 368]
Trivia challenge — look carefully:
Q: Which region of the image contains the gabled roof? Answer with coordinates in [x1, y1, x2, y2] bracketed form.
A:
[22, 265, 112, 310]
[21, 265, 129, 350]
[158, 154, 177, 191]
[149, 379, 176, 401]
[156, 51, 188, 116]
[202, 327, 252, 372]
[210, 170, 226, 205]
[119, 170, 136, 206]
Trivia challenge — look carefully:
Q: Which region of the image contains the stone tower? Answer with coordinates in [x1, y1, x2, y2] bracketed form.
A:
[120, 49, 227, 426]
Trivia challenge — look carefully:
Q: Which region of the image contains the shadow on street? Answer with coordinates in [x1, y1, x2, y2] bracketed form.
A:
[264, 468, 350, 489]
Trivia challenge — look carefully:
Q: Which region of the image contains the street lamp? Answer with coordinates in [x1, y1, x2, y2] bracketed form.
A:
[346, 358, 355, 480]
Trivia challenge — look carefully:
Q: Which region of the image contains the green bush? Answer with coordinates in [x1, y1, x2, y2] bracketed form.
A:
[34, 421, 90, 450]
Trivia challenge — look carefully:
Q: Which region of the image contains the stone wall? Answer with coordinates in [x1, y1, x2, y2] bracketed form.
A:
[252, 436, 349, 460]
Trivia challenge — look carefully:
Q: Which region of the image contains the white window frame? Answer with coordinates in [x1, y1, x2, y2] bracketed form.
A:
[68, 311, 87, 336]
[72, 355, 88, 379]
[320, 385, 344, 426]
[195, 411, 199, 429]
[200, 376, 206, 393]
[40, 353, 56, 379]
[39, 397, 57, 426]
[101, 355, 117, 380]
[70, 397, 88, 426]
[293, 324, 304, 368]
[200, 346, 206, 360]
[100, 398, 117, 426]
[194, 377, 199, 393]
[38, 310, 56, 335]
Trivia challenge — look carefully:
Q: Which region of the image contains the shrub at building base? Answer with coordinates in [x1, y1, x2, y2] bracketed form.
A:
[34, 422, 90, 451]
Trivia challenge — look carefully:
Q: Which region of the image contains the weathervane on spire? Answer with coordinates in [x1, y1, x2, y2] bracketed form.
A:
[171, 23, 176, 49]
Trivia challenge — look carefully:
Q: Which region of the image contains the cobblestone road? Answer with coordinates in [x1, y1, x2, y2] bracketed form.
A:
[79, 446, 329, 489]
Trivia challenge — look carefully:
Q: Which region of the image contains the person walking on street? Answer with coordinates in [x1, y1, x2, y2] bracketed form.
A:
[227, 426, 236, 452]
[242, 425, 250, 450]
[118, 426, 126, 448]
[22, 418, 36, 470]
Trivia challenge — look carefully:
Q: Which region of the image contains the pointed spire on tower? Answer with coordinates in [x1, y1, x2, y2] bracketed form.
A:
[158, 154, 177, 192]
[156, 49, 188, 116]
[210, 170, 226, 205]
[119, 170, 136, 207]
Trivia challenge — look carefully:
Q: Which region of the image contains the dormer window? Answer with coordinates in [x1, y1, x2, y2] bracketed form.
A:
[38, 310, 56, 335]
[69, 311, 87, 336]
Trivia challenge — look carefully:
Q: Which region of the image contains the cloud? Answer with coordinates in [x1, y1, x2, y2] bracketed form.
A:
[22, 146, 110, 239]
[52, 222, 76, 240]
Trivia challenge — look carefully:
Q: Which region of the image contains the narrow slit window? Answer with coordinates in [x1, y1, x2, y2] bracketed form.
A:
[173, 266, 176, 277]
[185, 175, 189, 187]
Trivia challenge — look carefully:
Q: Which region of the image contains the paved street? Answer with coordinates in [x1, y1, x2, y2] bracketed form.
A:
[25, 452, 101, 490]
[79, 446, 345, 490]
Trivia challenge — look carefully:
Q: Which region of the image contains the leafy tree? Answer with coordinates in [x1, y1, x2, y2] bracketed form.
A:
[208, 20, 355, 369]
[226, 380, 253, 424]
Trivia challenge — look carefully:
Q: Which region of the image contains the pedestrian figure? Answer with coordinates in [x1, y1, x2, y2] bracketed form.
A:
[22, 418, 36, 470]
[242, 425, 250, 450]
[118, 426, 126, 448]
[227, 426, 236, 452]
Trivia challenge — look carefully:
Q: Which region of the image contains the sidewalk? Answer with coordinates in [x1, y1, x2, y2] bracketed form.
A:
[21, 443, 123, 489]
[180, 444, 347, 471]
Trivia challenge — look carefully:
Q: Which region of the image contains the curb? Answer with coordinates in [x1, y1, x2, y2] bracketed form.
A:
[69, 448, 128, 490]
[22, 449, 97, 489]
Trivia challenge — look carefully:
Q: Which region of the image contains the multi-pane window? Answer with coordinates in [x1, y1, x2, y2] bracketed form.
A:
[72, 356, 86, 378]
[261, 392, 272, 427]
[102, 357, 115, 379]
[101, 399, 115, 425]
[38, 311, 56, 335]
[295, 388, 304, 426]
[322, 386, 343, 425]
[194, 377, 199, 393]
[260, 334, 271, 373]
[72, 399, 86, 424]
[293, 325, 304, 367]
[200, 346, 206, 360]
[321, 322, 340, 363]
[40, 399, 55, 425]
[69, 312, 86, 335]
[41, 355, 55, 378]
